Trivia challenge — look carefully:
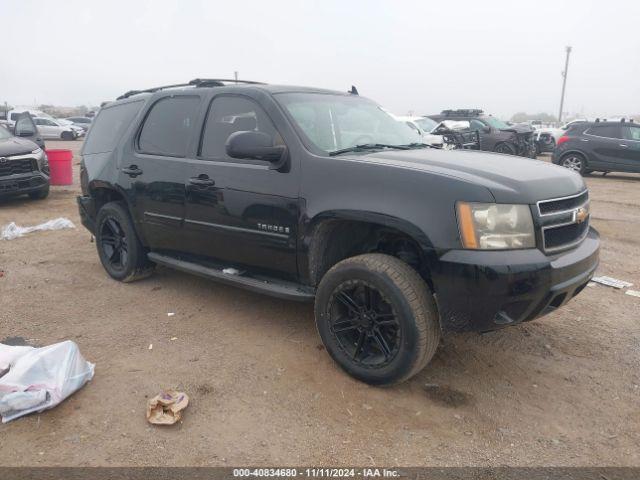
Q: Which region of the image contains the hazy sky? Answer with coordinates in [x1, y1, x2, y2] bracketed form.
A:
[2, 0, 638, 119]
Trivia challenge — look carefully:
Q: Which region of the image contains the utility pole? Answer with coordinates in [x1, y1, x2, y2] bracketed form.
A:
[234, 71, 238, 83]
[558, 46, 572, 123]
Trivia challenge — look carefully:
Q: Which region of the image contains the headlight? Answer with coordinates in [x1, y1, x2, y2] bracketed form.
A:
[31, 148, 43, 156]
[456, 202, 535, 250]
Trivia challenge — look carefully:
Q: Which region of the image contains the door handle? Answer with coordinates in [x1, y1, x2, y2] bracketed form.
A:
[122, 165, 143, 177]
[189, 175, 215, 186]
[580, 138, 589, 142]
[619, 144, 629, 148]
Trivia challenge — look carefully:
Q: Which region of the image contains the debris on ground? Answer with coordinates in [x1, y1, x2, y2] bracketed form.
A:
[222, 268, 242, 275]
[167, 312, 175, 317]
[0, 341, 95, 423]
[591, 276, 634, 289]
[625, 290, 640, 298]
[146, 391, 189, 425]
[148, 344, 153, 350]
[1, 218, 75, 241]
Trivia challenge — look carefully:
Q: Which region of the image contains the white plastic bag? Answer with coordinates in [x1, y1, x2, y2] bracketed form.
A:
[0, 341, 95, 423]
[1, 217, 75, 240]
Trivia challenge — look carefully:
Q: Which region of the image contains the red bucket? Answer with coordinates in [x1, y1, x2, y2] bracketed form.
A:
[45, 149, 73, 185]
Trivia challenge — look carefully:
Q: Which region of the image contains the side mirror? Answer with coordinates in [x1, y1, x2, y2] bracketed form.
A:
[482, 125, 491, 133]
[226, 131, 287, 169]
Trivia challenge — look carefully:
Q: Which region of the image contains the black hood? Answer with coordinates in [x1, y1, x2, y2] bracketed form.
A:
[348, 148, 585, 204]
[0, 136, 39, 156]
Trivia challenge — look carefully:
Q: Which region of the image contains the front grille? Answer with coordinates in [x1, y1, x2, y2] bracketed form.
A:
[544, 220, 589, 250]
[537, 190, 590, 253]
[538, 190, 588, 215]
[0, 158, 36, 177]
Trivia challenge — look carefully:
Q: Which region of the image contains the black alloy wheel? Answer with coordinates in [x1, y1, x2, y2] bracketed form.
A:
[328, 280, 401, 368]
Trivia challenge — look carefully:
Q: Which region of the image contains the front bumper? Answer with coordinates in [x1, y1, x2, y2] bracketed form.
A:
[0, 173, 49, 198]
[431, 227, 600, 332]
[77, 195, 97, 234]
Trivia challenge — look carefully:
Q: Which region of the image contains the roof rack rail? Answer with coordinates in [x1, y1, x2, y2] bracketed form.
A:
[116, 78, 266, 100]
[189, 78, 266, 87]
[441, 109, 483, 117]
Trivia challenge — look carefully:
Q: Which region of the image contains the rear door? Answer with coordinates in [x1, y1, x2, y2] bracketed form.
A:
[620, 124, 640, 171]
[181, 93, 299, 279]
[124, 94, 202, 252]
[584, 124, 626, 168]
[13, 113, 44, 149]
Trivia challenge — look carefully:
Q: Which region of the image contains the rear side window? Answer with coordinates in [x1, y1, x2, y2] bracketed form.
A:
[83, 101, 143, 155]
[138, 96, 200, 157]
[586, 125, 622, 139]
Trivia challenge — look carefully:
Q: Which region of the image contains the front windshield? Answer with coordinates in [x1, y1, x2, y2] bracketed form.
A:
[483, 116, 510, 130]
[415, 117, 437, 132]
[0, 125, 12, 140]
[275, 93, 420, 154]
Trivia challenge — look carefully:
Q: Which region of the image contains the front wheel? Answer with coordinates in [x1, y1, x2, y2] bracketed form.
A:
[494, 142, 516, 155]
[95, 201, 154, 282]
[28, 184, 49, 200]
[560, 153, 586, 175]
[314, 254, 440, 386]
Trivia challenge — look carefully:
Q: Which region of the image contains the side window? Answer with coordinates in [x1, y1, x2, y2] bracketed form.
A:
[623, 125, 640, 141]
[200, 96, 281, 160]
[34, 119, 44, 125]
[586, 125, 622, 139]
[138, 96, 200, 157]
[83, 100, 144, 155]
[470, 119, 485, 131]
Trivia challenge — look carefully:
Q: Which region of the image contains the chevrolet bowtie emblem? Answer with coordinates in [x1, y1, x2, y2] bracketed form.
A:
[575, 207, 588, 224]
[0, 158, 7, 164]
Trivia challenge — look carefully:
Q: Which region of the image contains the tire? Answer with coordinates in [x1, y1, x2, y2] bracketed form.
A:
[560, 153, 586, 175]
[28, 184, 49, 200]
[61, 131, 74, 140]
[314, 253, 440, 386]
[494, 142, 516, 155]
[95, 201, 154, 282]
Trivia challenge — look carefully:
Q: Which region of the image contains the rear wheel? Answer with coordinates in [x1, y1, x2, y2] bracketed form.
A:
[61, 131, 74, 140]
[314, 254, 440, 385]
[95, 201, 154, 282]
[560, 153, 586, 175]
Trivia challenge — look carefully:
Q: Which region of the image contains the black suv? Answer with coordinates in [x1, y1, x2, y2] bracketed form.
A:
[77, 79, 599, 385]
[0, 114, 50, 200]
[428, 110, 537, 158]
[552, 120, 640, 175]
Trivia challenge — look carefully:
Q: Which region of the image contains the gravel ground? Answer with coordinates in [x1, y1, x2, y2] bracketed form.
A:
[0, 141, 639, 466]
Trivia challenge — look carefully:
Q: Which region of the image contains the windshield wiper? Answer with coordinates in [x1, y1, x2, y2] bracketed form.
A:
[329, 143, 411, 156]
[400, 142, 439, 149]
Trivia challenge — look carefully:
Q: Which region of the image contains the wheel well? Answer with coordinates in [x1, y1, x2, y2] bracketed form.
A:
[308, 219, 432, 289]
[91, 186, 126, 213]
[560, 151, 588, 166]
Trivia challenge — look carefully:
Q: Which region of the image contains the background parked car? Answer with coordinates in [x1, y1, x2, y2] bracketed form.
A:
[533, 118, 588, 154]
[55, 118, 85, 137]
[33, 117, 78, 140]
[427, 109, 537, 158]
[65, 116, 93, 132]
[552, 120, 640, 175]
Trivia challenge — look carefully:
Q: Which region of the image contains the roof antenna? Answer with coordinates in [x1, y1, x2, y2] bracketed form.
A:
[349, 85, 359, 95]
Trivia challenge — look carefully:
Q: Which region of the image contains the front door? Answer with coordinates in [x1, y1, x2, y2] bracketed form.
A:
[182, 94, 299, 279]
[123, 94, 202, 252]
[14, 113, 44, 149]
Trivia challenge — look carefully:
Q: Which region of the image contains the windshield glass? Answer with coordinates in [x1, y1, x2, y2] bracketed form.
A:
[483, 116, 510, 129]
[0, 125, 12, 140]
[415, 117, 437, 132]
[275, 93, 420, 154]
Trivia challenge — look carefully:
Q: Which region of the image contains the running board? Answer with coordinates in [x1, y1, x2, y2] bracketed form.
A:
[147, 252, 315, 302]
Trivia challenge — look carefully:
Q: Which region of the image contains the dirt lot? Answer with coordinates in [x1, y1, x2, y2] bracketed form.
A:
[0, 141, 639, 467]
